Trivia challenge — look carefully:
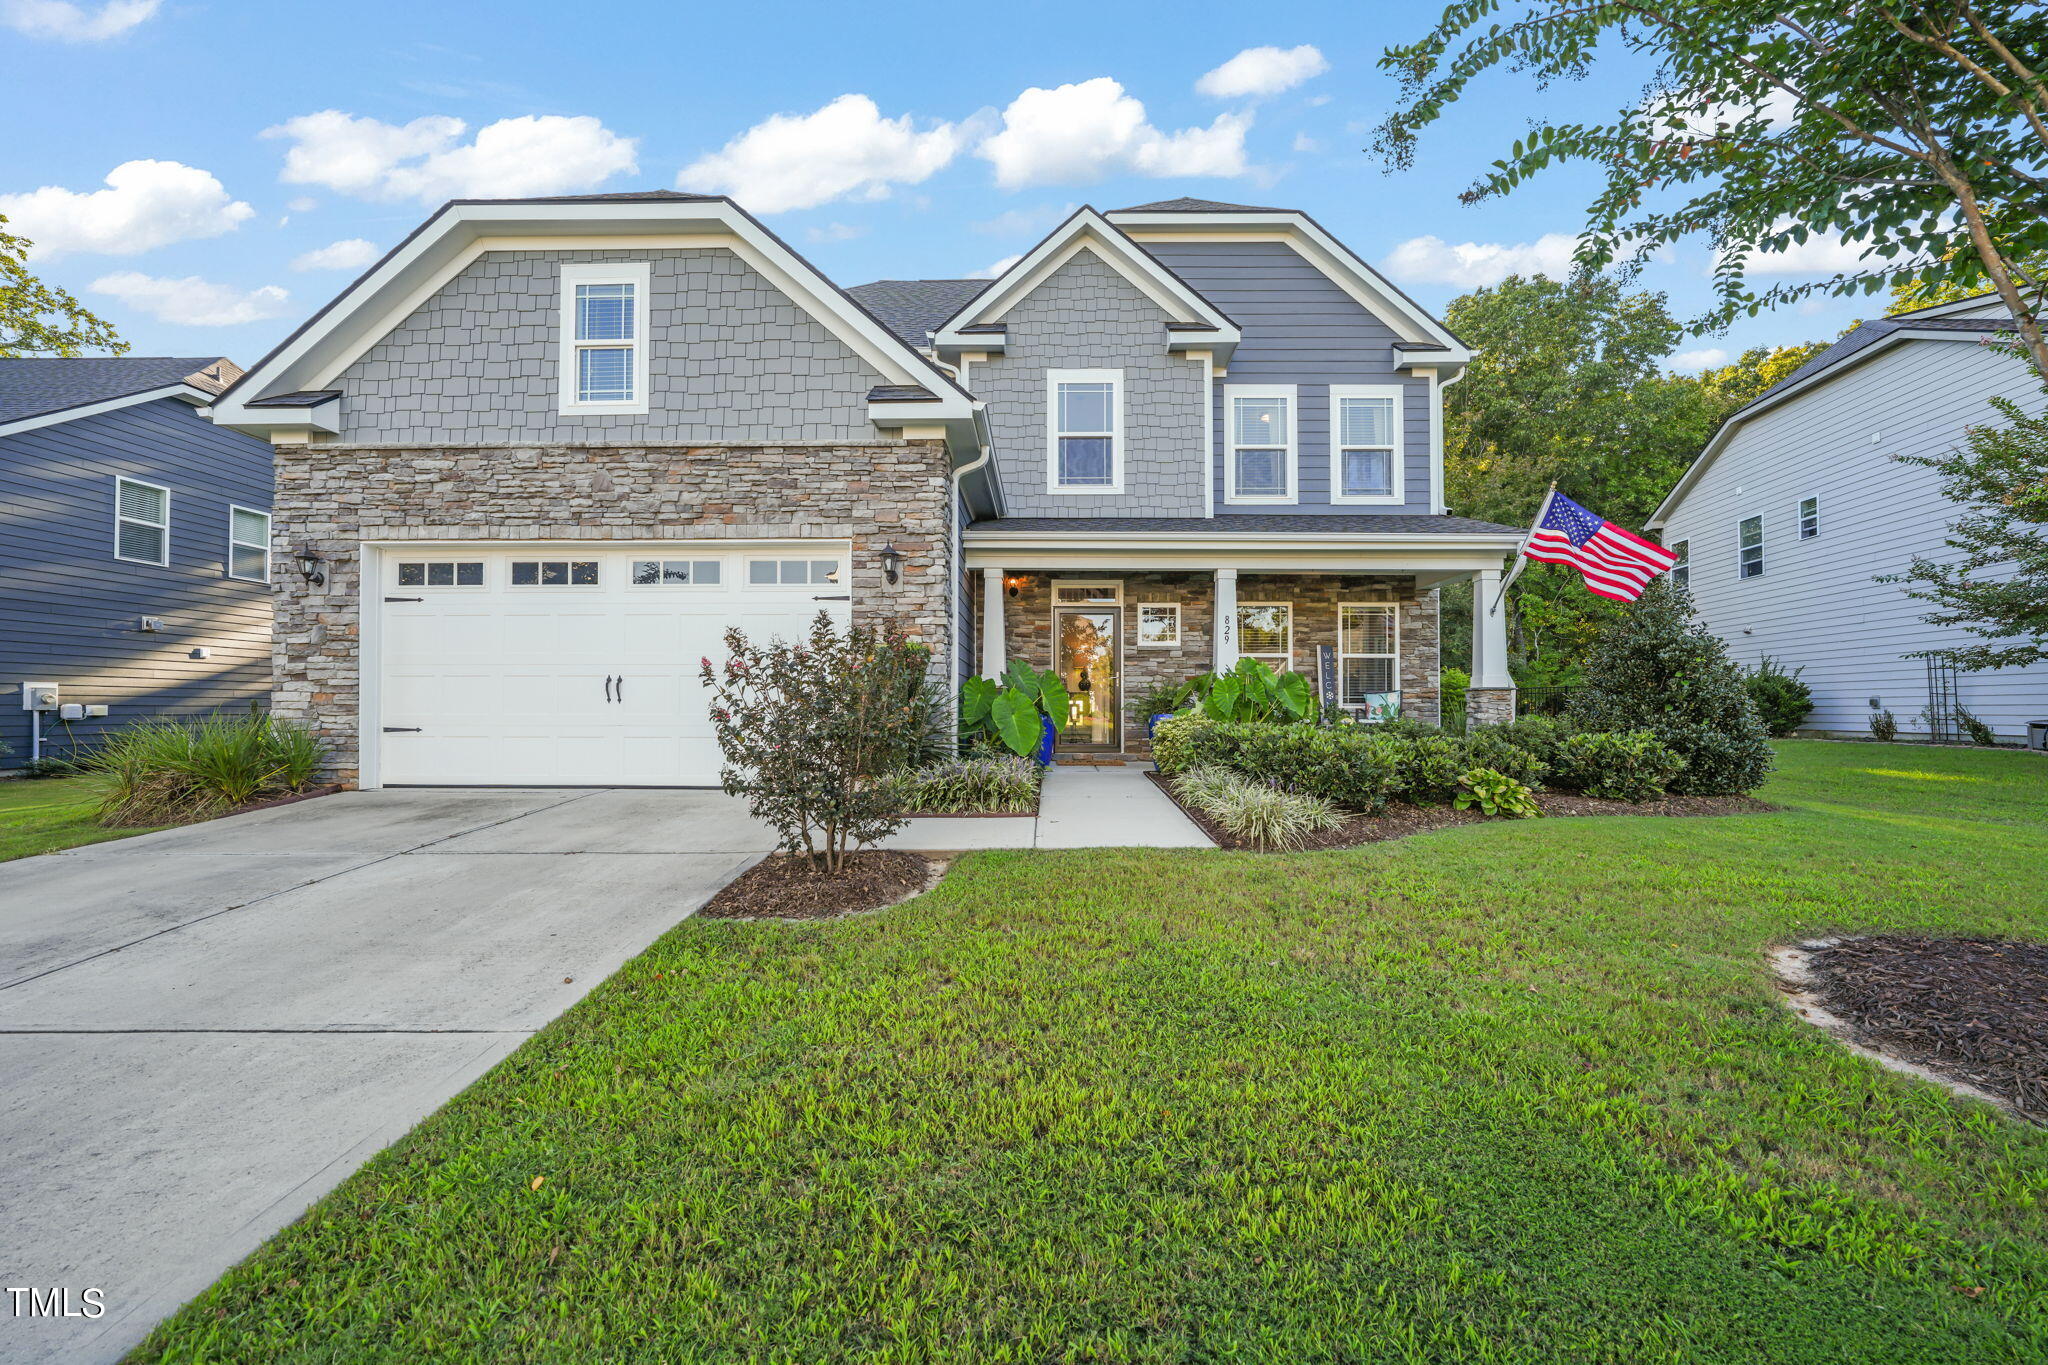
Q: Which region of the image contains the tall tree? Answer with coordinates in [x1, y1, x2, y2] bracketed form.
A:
[1377, 2, 2048, 379]
[1696, 341, 1832, 410]
[0, 215, 125, 359]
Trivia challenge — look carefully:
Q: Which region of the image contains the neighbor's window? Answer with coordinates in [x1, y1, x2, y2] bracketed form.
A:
[510, 560, 599, 586]
[1237, 603, 1292, 668]
[1049, 370, 1120, 491]
[114, 477, 170, 566]
[632, 559, 722, 586]
[1333, 387, 1400, 501]
[228, 506, 270, 582]
[1739, 516, 1765, 578]
[1228, 387, 1294, 500]
[1799, 496, 1819, 539]
[1136, 603, 1180, 647]
[748, 558, 842, 586]
[397, 560, 485, 587]
[1339, 604, 1398, 705]
[560, 262, 649, 414]
[1670, 539, 1690, 589]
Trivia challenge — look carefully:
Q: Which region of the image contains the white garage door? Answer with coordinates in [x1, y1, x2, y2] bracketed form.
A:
[375, 542, 852, 786]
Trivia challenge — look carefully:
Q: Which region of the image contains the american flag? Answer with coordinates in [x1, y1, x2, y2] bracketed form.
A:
[1519, 489, 1678, 602]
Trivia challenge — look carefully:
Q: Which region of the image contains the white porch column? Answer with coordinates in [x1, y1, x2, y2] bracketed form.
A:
[980, 567, 1006, 679]
[1472, 568, 1514, 689]
[1213, 568, 1239, 672]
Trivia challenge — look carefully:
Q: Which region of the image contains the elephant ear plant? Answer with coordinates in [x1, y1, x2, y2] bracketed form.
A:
[1193, 657, 1316, 725]
[959, 661, 1070, 760]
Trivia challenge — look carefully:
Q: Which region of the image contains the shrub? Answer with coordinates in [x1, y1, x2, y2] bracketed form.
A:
[1546, 730, 1686, 802]
[1191, 657, 1315, 724]
[1172, 767, 1344, 851]
[1152, 717, 1406, 814]
[1871, 708, 1899, 741]
[1957, 709, 1998, 746]
[1454, 768, 1542, 818]
[1568, 579, 1775, 794]
[883, 756, 1040, 813]
[1459, 728, 1547, 790]
[1399, 734, 1470, 804]
[1440, 666, 1470, 733]
[18, 756, 82, 779]
[702, 614, 930, 873]
[1151, 714, 1225, 775]
[1371, 716, 1444, 740]
[1744, 656, 1815, 737]
[96, 714, 326, 827]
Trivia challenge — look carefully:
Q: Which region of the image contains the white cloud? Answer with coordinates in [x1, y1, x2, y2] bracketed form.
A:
[680, 94, 970, 213]
[971, 204, 1074, 237]
[285, 195, 318, 213]
[291, 237, 380, 271]
[978, 78, 1251, 189]
[1, 0, 158, 41]
[804, 222, 865, 244]
[969, 254, 1023, 280]
[1196, 45, 1329, 100]
[1381, 232, 1580, 287]
[0, 160, 253, 259]
[91, 272, 291, 326]
[1646, 86, 1799, 138]
[1732, 225, 1875, 275]
[1670, 347, 1729, 372]
[264, 110, 638, 203]
[1291, 132, 1320, 154]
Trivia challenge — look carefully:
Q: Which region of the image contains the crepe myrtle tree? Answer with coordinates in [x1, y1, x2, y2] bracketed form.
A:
[1375, 2, 2048, 380]
[700, 614, 930, 875]
[2, 214, 125, 358]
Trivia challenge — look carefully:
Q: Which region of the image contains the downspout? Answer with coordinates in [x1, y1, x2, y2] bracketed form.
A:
[949, 432, 995, 754]
[1434, 364, 1467, 517]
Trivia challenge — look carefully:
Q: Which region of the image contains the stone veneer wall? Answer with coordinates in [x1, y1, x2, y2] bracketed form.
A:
[997, 571, 1440, 748]
[274, 439, 951, 785]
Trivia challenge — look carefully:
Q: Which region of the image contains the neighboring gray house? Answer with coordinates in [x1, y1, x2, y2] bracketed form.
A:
[1649, 294, 2048, 741]
[209, 192, 1527, 788]
[1, 356, 273, 768]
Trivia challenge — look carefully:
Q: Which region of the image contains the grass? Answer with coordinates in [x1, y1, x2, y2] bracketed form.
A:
[135, 741, 2048, 1363]
[0, 773, 161, 861]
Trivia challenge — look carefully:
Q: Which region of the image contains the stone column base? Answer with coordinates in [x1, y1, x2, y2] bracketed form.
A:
[1466, 687, 1517, 726]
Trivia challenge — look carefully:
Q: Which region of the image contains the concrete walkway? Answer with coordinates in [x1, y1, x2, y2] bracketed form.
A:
[884, 763, 1212, 850]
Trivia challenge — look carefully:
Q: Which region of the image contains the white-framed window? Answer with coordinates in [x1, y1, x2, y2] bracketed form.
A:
[1135, 603, 1180, 648]
[632, 559, 723, 586]
[1738, 515, 1765, 578]
[510, 559, 600, 587]
[114, 477, 169, 566]
[1237, 603, 1293, 669]
[1330, 385, 1403, 504]
[227, 506, 270, 582]
[396, 559, 486, 588]
[1226, 386, 1296, 502]
[558, 261, 650, 416]
[1054, 581, 1121, 606]
[1670, 539, 1690, 589]
[748, 558, 842, 586]
[1798, 496, 1819, 539]
[1046, 369, 1122, 493]
[1339, 604, 1399, 707]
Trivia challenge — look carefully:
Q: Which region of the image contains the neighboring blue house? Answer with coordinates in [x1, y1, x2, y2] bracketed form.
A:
[1, 357, 274, 768]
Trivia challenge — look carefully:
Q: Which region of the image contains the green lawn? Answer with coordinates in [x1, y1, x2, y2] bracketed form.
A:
[136, 742, 2048, 1363]
[0, 773, 159, 861]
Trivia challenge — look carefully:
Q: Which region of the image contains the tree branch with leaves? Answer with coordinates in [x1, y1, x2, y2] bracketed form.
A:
[0, 215, 125, 359]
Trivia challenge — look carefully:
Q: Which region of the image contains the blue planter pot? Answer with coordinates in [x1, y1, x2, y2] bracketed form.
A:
[1146, 712, 1179, 740]
[1035, 713, 1058, 766]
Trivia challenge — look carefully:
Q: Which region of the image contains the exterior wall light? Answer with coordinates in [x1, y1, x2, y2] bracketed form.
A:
[295, 549, 327, 587]
[878, 543, 904, 586]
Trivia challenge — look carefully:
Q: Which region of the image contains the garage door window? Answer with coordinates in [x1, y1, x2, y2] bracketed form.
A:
[748, 559, 841, 586]
[397, 560, 485, 587]
[510, 560, 600, 586]
[632, 559, 722, 586]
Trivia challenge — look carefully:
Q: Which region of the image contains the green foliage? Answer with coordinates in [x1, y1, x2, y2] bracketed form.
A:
[1548, 730, 1688, 803]
[882, 757, 1040, 814]
[1569, 581, 1775, 795]
[1399, 734, 1471, 804]
[1132, 677, 1199, 723]
[958, 661, 1068, 760]
[1, 213, 125, 358]
[1454, 767, 1542, 818]
[1192, 656, 1315, 724]
[1170, 766, 1345, 850]
[94, 714, 325, 826]
[1958, 710, 1999, 748]
[1440, 666, 1470, 733]
[1459, 725, 1548, 790]
[1152, 717, 1407, 815]
[1871, 709, 1900, 742]
[1745, 656, 1816, 738]
[16, 756, 81, 779]
[1696, 342, 1833, 411]
[701, 614, 930, 873]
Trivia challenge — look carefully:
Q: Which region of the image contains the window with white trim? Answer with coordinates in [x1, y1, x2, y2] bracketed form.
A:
[748, 558, 841, 586]
[397, 560, 485, 587]
[1047, 369, 1121, 492]
[1670, 539, 1689, 589]
[1739, 516, 1765, 578]
[632, 559, 722, 586]
[228, 506, 270, 582]
[1136, 603, 1180, 647]
[1236, 603, 1292, 668]
[1227, 387, 1295, 501]
[114, 477, 169, 565]
[1339, 604, 1398, 705]
[511, 560, 600, 586]
[1798, 496, 1819, 539]
[1331, 385, 1402, 503]
[559, 262, 650, 415]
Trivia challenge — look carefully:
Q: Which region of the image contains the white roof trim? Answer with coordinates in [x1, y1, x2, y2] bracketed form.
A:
[964, 527, 1524, 549]
[0, 383, 213, 440]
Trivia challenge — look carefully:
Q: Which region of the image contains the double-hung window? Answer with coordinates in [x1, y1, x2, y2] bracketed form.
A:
[1339, 604, 1399, 707]
[1236, 603, 1293, 669]
[1739, 515, 1765, 578]
[1047, 369, 1121, 492]
[228, 506, 270, 582]
[1330, 385, 1402, 503]
[559, 261, 650, 415]
[1798, 496, 1819, 539]
[1669, 538, 1690, 589]
[1227, 386, 1295, 502]
[114, 477, 169, 566]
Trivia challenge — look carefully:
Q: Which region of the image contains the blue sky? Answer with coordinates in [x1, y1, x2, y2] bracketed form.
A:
[4, 0, 1868, 369]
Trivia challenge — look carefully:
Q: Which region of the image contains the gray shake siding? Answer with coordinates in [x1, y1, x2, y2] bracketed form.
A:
[335, 247, 888, 445]
[1137, 239, 1434, 515]
[0, 397, 272, 763]
[976, 249, 1208, 517]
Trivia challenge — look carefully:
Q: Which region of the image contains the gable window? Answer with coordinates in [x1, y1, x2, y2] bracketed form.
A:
[1739, 516, 1765, 578]
[1670, 539, 1689, 589]
[632, 559, 722, 586]
[511, 560, 600, 586]
[228, 506, 271, 582]
[397, 560, 485, 587]
[1136, 603, 1180, 648]
[1339, 604, 1399, 706]
[1798, 496, 1819, 539]
[114, 477, 169, 566]
[558, 261, 650, 416]
[1227, 386, 1295, 502]
[748, 558, 841, 586]
[1331, 386, 1403, 503]
[1237, 603, 1292, 669]
[1047, 369, 1121, 493]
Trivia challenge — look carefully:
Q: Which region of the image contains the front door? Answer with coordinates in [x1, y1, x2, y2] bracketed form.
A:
[1054, 607, 1119, 750]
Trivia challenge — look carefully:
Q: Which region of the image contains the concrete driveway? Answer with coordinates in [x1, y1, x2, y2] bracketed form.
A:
[0, 787, 774, 1364]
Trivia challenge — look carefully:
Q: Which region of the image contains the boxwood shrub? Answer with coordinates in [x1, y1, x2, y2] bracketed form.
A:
[1545, 730, 1686, 803]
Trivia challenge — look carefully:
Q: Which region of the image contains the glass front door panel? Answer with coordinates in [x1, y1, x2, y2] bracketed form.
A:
[1056, 609, 1119, 749]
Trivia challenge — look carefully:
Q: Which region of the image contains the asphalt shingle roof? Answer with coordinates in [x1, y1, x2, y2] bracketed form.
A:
[0, 356, 234, 424]
[1744, 315, 2014, 412]
[970, 513, 1524, 536]
[845, 278, 991, 347]
[1113, 197, 1293, 213]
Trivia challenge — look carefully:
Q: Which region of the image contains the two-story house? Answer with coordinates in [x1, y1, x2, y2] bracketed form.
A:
[208, 192, 1525, 788]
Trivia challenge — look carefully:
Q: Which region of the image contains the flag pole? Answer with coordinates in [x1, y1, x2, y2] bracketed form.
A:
[1490, 482, 1554, 613]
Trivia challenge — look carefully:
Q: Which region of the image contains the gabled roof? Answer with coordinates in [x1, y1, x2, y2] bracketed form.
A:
[845, 279, 990, 347]
[1114, 197, 1293, 213]
[0, 356, 234, 424]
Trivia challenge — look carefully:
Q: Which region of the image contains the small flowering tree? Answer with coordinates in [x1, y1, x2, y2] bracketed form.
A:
[700, 613, 931, 875]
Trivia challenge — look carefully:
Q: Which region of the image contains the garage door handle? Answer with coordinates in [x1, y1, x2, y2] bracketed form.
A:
[604, 674, 614, 703]
[813, 593, 851, 601]
[615, 675, 625, 702]
[384, 596, 423, 603]
[383, 726, 422, 733]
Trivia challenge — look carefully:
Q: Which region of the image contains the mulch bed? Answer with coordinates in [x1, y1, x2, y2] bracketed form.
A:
[1146, 770, 1775, 851]
[1801, 936, 2047, 1122]
[699, 850, 934, 921]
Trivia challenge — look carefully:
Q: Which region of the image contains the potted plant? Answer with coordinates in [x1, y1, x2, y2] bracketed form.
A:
[958, 661, 1070, 764]
[1134, 678, 1199, 739]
